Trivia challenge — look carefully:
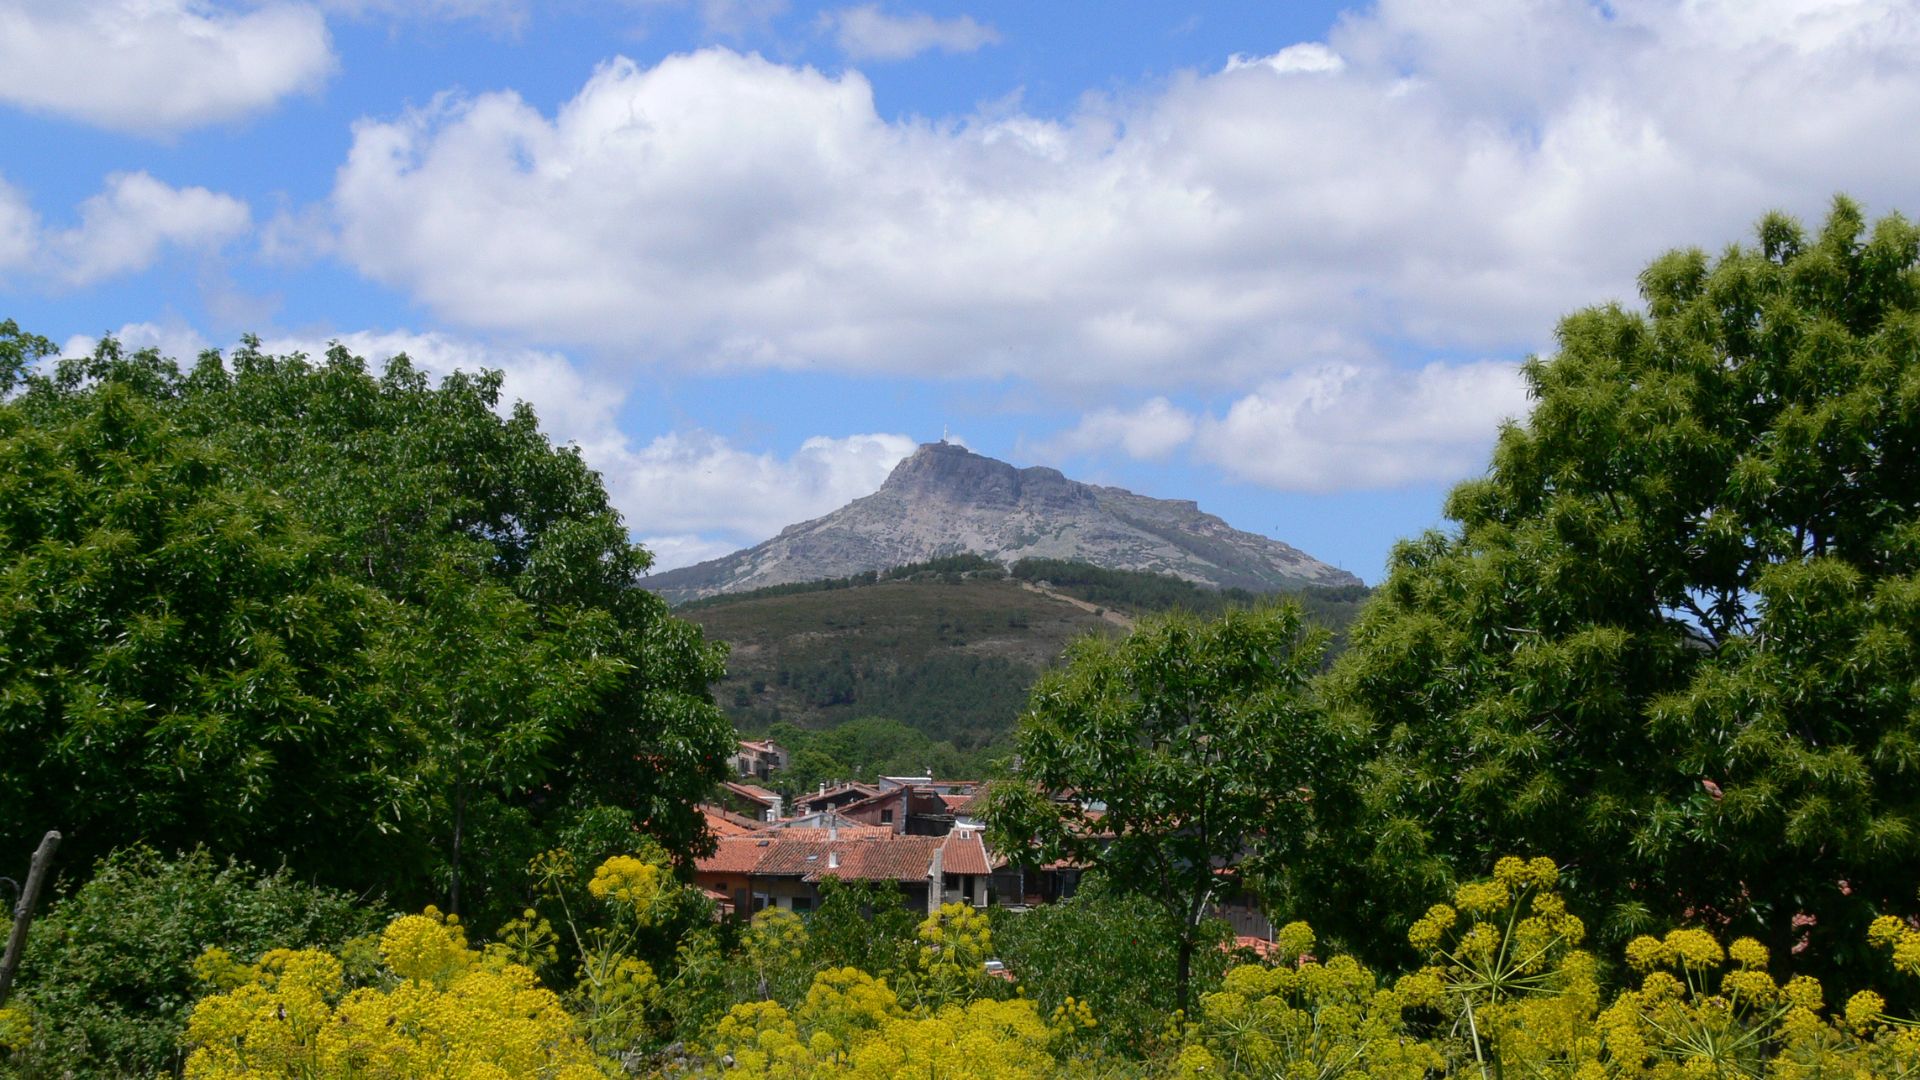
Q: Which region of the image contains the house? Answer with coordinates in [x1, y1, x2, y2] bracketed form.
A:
[728, 739, 789, 780]
[718, 781, 784, 823]
[794, 781, 881, 815]
[837, 784, 957, 836]
[693, 826, 994, 917]
[699, 803, 767, 838]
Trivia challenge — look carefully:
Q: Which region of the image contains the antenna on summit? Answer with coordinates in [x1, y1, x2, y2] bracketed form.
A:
[941, 424, 949, 444]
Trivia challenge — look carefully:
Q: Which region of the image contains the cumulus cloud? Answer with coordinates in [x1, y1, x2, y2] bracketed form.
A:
[1193, 360, 1531, 492]
[1042, 359, 1529, 492]
[61, 318, 213, 364]
[328, 1, 1920, 398]
[48, 172, 252, 285]
[0, 171, 252, 286]
[825, 6, 999, 60]
[615, 430, 918, 546]
[1044, 397, 1197, 461]
[0, 0, 335, 135]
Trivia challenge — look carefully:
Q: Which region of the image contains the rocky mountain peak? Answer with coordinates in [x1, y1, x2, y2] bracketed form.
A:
[642, 444, 1361, 604]
[881, 442, 1093, 511]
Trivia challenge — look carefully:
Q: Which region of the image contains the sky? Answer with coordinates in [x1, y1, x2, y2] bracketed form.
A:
[3, 1, 1918, 583]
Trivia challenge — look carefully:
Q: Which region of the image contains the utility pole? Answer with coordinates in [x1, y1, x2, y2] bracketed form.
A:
[0, 830, 61, 1008]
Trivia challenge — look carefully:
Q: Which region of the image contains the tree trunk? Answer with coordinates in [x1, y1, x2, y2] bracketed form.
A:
[1175, 933, 1195, 1016]
[0, 830, 61, 1009]
[450, 786, 465, 918]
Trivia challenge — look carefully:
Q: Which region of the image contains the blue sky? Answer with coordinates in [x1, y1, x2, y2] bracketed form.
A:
[4, 1, 1918, 582]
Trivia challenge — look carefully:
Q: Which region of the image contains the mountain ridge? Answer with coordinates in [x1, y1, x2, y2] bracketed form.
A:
[642, 441, 1359, 604]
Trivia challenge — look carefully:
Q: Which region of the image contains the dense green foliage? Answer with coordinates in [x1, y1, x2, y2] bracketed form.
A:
[989, 874, 1229, 1058]
[761, 716, 997, 796]
[1308, 198, 1920, 991]
[672, 554, 1005, 611]
[688, 576, 1116, 746]
[1010, 557, 1369, 632]
[2, 848, 381, 1079]
[0, 331, 732, 920]
[983, 603, 1340, 1011]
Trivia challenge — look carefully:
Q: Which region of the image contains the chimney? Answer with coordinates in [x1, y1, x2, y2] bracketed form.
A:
[829, 825, 838, 842]
[828, 849, 840, 870]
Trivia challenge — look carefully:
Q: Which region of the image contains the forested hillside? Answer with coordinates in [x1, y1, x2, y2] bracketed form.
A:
[681, 556, 1369, 756]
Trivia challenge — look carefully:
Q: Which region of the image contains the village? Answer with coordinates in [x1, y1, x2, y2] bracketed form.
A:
[699, 739, 1275, 950]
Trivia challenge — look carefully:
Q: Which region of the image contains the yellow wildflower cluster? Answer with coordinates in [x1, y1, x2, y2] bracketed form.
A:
[587, 854, 665, 917]
[1180, 949, 1445, 1079]
[181, 909, 611, 1080]
[0, 1004, 30, 1054]
[916, 902, 993, 974]
[703, 966, 1070, 1078]
[1871, 913, 1920, 976]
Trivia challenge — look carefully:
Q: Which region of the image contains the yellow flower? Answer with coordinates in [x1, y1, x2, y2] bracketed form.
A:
[1275, 921, 1315, 960]
[1844, 989, 1885, 1032]
[1727, 937, 1768, 970]
[1454, 880, 1510, 916]
[379, 909, 474, 984]
[587, 854, 665, 915]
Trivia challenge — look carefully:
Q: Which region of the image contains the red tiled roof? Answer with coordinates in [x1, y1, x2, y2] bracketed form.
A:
[940, 831, 991, 875]
[700, 804, 764, 837]
[721, 781, 780, 805]
[821, 836, 943, 882]
[697, 833, 958, 884]
[698, 836, 775, 875]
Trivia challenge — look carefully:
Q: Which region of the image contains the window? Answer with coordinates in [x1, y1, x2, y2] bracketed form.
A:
[881, 809, 895, 824]
[792, 896, 813, 914]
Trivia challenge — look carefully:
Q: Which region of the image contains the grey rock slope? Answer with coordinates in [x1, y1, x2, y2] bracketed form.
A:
[642, 442, 1361, 603]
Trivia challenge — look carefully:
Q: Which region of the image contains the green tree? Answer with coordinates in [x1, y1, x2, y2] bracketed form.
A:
[0, 335, 733, 919]
[1312, 197, 1920, 992]
[983, 603, 1338, 1012]
[989, 873, 1227, 1057]
[4, 847, 381, 1079]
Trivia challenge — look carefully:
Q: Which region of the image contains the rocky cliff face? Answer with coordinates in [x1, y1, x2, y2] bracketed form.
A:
[642, 442, 1360, 603]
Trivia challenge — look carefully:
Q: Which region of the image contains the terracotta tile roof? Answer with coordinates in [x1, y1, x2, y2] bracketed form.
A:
[724, 781, 780, 801]
[940, 831, 991, 875]
[820, 836, 943, 882]
[941, 793, 978, 813]
[700, 804, 764, 837]
[697, 836, 775, 875]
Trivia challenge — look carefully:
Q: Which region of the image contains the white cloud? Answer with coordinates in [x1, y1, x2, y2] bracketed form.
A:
[0, 170, 252, 286]
[1194, 360, 1531, 492]
[328, 2, 1920, 402]
[617, 430, 917, 549]
[48, 172, 251, 285]
[0, 177, 37, 271]
[1225, 42, 1344, 74]
[0, 0, 335, 135]
[825, 5, 999, 60]
[61, 318, 213, 363]
[1045, 397, 1197, 461]
[1041, 359, 1529, 492]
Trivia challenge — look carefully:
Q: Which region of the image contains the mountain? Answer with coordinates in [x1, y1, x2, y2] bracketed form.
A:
[682, 557, 1369, 750]
[642, 441, 1361, 604]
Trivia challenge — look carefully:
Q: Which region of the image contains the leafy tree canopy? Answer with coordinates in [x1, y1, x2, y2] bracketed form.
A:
[1310, 197, 1920, 990]
[983, 602, 1342, 1011]
[0, 330, 732, 919]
